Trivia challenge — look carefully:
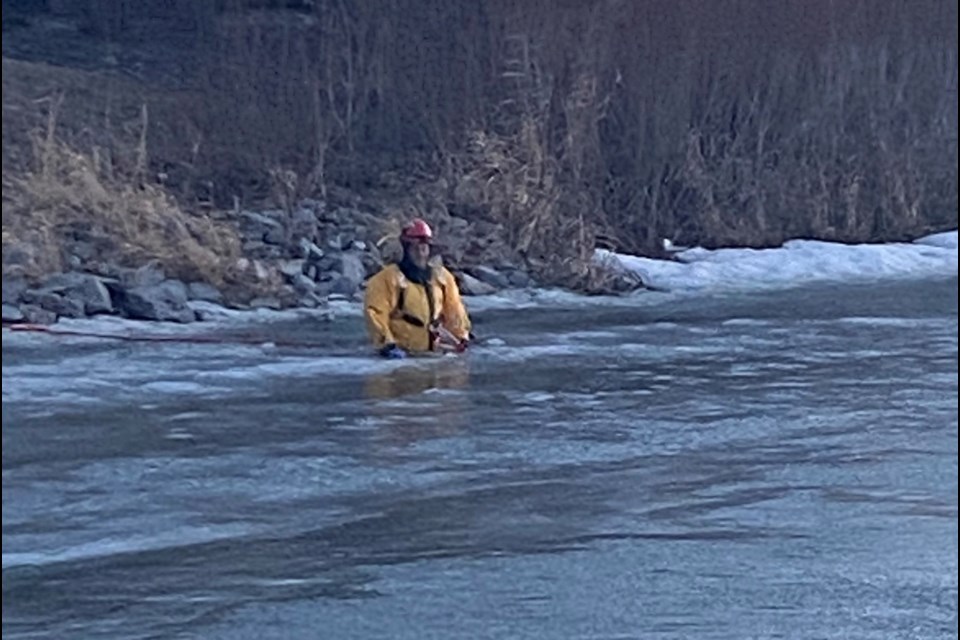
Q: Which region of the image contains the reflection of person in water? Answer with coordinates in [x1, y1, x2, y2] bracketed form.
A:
[363, 361, 471, 447]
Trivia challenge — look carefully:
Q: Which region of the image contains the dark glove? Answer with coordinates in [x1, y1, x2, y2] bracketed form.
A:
[379, 343, 407, 359]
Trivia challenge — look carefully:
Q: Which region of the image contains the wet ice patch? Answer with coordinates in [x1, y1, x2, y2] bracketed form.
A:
[835, 317, 953, 328]
[165, 429, 196, 441]
[140, 381, 214, 394]
[559, 330, 624, 341]
[523, 392, 556, 403]
[722, 318, 770, 327]
[1, 522, 254, 569]
[478, 343, 590, 362]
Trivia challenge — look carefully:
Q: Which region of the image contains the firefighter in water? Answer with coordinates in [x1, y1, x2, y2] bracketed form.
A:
[363, 218, 472, 358]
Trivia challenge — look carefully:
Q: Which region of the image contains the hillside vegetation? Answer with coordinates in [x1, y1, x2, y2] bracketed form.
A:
[3, 0, 957, 291]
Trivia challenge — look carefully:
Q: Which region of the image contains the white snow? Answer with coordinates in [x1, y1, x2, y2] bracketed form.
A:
[598, 230, 957, 293]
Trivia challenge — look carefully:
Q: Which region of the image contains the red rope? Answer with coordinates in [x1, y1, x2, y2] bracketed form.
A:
[4, 323, 321, 348]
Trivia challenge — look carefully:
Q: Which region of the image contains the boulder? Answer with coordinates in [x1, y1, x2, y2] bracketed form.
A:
[240, 211, 286, 245]
[329, 275, 359, 295]
[298, 239, 325, 261]
[186, 282, 223, 303]
[507, 269, 533, 288]
[43, 272, 113, 315]
[20, 304, 57, 325]
[468, 265, 510, 289]
[21, 289, 84, 318]
[608, 271, 645, 293]
[2, 276, 28, 304]
[290, 273, 316, 294]
[457, 272, 496, 296]
[360, 251, 383, 278]
[242, 240, 283, 260]
[40, 291, 86, 318]
[112, 282, 196, 323]
[279, 259, 306, 280]
[157, 279, 189, 301]
[2, 303, 24, 323]
[336, 252, 366, 292]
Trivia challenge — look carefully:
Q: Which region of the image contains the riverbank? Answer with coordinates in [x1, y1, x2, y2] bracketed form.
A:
[2, 3, 956, 325]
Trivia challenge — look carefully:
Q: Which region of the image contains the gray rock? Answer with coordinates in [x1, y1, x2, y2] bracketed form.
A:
[279, 259, 305, 280]
[304, 264, 319, 282]
[119, 262, 166, 289]
[336, 252, 366, 292]
[2, 276, 28, 304]
[240, 211, 285, 244]
[507, 269, 533, 288]
[243, 240, 283, 260]
[78, 277, 113, 315]
[290, 207, 318, 241]
[186, 282, 223, 303]
[2, 303, 24, 323]
[158, 279, 189, 301]
[22, 290, 83, 317]
[42, 272, 90, 289]
[298, 289, 331, 308]
[298, 238, 324, 261]
[317, 254, 340, 273]
[249, 297, 282, 310]
[609, 271, 644, 293]
[263, 224, 287, 246]
[468, 265, 510, 289]
[341, 231, 359, 250]
[311, 280, 334, 297]
[457, 272, 496, 296]
[113, 283, 195, 323]
[20, 304, 57, 325]
[43, 292, 86, 318]
[19, 288, 44, 305]
[291, 273, 316, 294]
[361, 252, 383, 278]
[242, 239, 268, 252]
[43, 272, 113, 315]
[329, 275, 360, 295]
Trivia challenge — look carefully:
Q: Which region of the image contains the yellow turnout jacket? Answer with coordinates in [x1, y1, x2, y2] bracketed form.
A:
[364, 264, 471, 353]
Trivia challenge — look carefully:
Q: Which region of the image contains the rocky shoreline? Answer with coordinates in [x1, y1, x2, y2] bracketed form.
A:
[2, 194, 645, 326]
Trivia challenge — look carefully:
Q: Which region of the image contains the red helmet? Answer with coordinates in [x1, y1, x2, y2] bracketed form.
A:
[400, 218, 433, 243]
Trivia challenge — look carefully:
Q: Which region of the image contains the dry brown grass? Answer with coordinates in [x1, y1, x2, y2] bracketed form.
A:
[2, 97, 242, 286]
[451, 117, 621, 291]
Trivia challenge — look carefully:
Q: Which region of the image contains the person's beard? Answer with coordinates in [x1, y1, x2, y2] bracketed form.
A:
[397, 246, 433, 284]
